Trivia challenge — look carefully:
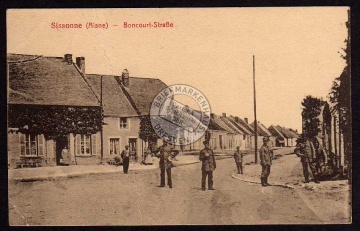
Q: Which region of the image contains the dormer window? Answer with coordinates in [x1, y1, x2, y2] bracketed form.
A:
[119, 117, 128, 129]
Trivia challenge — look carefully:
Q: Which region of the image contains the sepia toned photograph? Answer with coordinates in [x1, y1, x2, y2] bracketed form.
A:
[7, 8, 351, 225]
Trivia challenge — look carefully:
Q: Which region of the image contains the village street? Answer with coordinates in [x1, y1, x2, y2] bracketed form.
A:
[9, 151, 350, 225]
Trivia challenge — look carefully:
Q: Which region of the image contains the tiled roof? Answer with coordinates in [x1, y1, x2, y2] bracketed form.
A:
[285, 128, 299, 138]
[212, 114, 235, 133]
[259, 123, 273, 136]
[250, 121, 273, 137]
[208, 117, 225, 131]
[220, 117, 244, 134]
[276, 126, 293, 138]
[124, 77, 168, 116]
[268, 125, 285, 139]
[85, 74, 138, 117]
[227, 116, 253, 135]
[248, 123, 263, 136]
[8, 54, 100, 107]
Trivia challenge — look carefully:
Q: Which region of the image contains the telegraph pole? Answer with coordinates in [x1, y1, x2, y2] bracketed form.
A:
[100, 75, 104, 164]
[253, 55, 258, 164]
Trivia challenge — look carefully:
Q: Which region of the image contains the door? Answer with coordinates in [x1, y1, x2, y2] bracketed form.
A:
[55, 135, 69, 165]
[219, 135, 223, 149]
[128, 138, 137, 162]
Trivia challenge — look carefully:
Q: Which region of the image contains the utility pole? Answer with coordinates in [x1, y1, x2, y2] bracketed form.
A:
[253, 55, 258, 164]
[100, 75, 104, 164]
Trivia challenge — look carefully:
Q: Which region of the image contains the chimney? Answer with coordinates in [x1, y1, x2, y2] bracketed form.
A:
[210, 113, 215, 119]
[222, 113, 226, 118]
[122, 69, 130, 87]
[244, 118, 248, 124]
[64, 54, 73, 65]
[76, 57, 85, 73]
[235, 116, 240, 123]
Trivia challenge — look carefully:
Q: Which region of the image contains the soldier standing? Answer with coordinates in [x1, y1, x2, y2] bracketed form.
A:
[199, 141, 216, 191]
[301, 137, 320, 183]
[259, 136, 273, 187]
[234, 146, 243, 174]
[121, 145, 130, 174]
[155, 142, 173, 188]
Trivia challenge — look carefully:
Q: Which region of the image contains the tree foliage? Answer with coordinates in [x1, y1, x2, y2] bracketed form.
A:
[139, 116, 158, 142]
[328, 9, 351, 181]
[8, 105, 101, 138]
[301, 95, 324, 139]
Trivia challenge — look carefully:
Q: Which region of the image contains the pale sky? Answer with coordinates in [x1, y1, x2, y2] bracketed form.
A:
[7, 8, 349, 132]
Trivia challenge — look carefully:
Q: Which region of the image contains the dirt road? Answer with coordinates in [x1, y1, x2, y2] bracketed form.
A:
[9, 158, 331, 225]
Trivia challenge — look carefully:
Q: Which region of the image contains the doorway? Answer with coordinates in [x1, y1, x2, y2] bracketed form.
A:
[55, 135, 69, 165]
[219, 135, 223, 149]
[128, 138, 137, 162]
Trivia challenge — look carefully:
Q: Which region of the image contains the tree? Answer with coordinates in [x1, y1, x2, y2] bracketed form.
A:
[139, 116, 158, 146]
[301, 95, 324, 139]
[329, 9, 351, 182]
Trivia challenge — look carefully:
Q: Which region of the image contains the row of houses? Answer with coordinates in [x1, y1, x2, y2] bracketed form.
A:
[7, 53, 299, 169]
[182, 112, 300, 152]
[7, 53, 170, 168]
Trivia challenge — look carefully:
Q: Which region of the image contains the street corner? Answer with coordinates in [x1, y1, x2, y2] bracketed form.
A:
[230, 172, 261, 185]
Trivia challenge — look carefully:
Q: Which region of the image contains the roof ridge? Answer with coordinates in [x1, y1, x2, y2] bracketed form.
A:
[73, 63, 101, 103]
[114, 76, 142, 116]
[7, 55, 43, 64]
[129, 76, 162, 81]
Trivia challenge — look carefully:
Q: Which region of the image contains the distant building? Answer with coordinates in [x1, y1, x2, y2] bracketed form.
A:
[227, 116, 253, 150]
[268, 125, 286, 147]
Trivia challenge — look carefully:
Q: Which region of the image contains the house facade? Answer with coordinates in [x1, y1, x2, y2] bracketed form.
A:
[86, 70, 168, 163]
[227, 116, 253, 150]
[8, 53, 102, 168]
[268, 125, 286, 147]
[220, 114, 244, 150]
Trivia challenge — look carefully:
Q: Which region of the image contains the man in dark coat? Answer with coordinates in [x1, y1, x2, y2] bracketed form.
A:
[259, 136, 273, 187]
[121, 145, 130, 174]
[199, 141, 216, 191]
[234, 146, 243, 174]
[155, 142, 173, 188]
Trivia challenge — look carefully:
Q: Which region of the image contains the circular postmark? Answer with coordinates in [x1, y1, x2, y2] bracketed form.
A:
[150, 84, 211, 146]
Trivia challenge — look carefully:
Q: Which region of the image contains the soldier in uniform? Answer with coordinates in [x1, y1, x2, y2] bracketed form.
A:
[199, 141, 216, 191]
[259, 136, 273, 187]
[234, 146, 243, 174]
[121, 145, 130, 174]
[155, 142, 173, 188]
[300, 137, 320, 183]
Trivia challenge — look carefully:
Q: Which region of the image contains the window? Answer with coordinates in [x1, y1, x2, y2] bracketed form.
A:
[109, 138, 120, 155]
[20, 134, 44, 156]
[119, 117, 128, 129]
[76, 134, 92, 155]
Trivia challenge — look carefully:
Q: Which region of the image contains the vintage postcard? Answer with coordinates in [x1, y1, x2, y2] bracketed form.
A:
[7, 8, 351, 225]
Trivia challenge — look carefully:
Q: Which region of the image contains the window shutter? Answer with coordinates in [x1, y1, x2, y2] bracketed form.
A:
[20, 134, 26, 156]
[37, 134, 44, 156]
[97, 133, 101, 155]
[91, 134, 96, 155]
[76, 134, 81, 155]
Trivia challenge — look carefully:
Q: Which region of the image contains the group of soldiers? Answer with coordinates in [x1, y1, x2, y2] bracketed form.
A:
[258, 135, 324, 186]
[294, 136, 324, 183]
[154, 140, 217, 190]
[115, 134, 323, 190]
